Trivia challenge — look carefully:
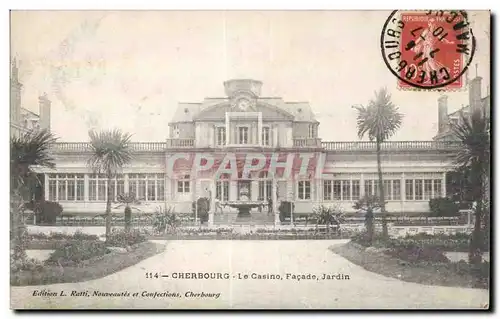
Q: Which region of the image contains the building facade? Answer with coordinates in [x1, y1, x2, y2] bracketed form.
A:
[25, 76, 483, 225]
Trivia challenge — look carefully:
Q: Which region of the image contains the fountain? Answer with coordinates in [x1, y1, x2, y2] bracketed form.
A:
[223, 184, 265, 218]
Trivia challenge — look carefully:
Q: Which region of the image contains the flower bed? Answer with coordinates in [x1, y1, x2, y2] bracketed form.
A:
[330, 241, 489, 289]
[105, 229, 148, 248]
[352, 232, 486, 253]
[11, 241, 165, 286]
[149, 227, 350, 240]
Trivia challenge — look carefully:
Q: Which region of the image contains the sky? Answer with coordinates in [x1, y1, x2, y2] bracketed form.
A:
[10, 10, 491, 142]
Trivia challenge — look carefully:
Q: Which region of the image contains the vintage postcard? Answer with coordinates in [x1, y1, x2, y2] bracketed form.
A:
[10, 10, 491, 310]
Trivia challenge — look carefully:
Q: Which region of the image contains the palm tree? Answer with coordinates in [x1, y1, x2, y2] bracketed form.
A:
[451, 108, 490, 266]
[115, 192, 141, 232]
[88, 129, 132, 241]
[354, 88, 403, 239]
[10, 129, 57, 260]
[353, 195, 382, 245]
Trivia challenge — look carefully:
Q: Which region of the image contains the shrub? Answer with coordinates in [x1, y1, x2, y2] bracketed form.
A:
[385, 245, 450, 263]
[11, 257, 45, 273]
[45, 240, 110, 267]
[192, 198, 209, 224]
[152, 206, 181, 234]
[278, 201, 295, 222]
[25, 200, 63, 225]
[106, 229, 147, 247]
[429, 197, 459, 217]
[27, 231, 98, 241]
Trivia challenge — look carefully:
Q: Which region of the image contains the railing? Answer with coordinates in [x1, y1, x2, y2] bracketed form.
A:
[166, 138, 195, 148]
[321, 141, 462, 151]
[51, 142, 168, 153]
[293, 138, 322, 148]
[49, 140, 462, 153]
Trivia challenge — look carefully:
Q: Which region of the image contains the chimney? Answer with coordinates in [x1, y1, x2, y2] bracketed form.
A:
[438, 95, 449, 134]
[10, 58, 22, 125]
[468, 76, 482, 113]
[39, 93, 51, 131]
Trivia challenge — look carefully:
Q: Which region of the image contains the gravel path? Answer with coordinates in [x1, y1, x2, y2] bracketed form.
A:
[11, 240, 489, 309]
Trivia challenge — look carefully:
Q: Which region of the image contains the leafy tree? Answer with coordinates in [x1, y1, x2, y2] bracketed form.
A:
[114, 193, 141, 232]
[353, 195, 382, 245]
[353, 88, 403, 239]
[451, 108, 490, 266]
[87, 129, 133, 242]
[10, 129, 57, 260]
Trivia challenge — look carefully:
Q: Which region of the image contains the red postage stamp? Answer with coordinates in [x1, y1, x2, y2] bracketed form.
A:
[381, 10, 476, 91]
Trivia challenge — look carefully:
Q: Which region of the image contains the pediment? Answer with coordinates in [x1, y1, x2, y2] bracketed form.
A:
[194, 101, 295, 121]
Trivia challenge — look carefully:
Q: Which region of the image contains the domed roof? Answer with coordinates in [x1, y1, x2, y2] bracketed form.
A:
[223, 79, 262, 97]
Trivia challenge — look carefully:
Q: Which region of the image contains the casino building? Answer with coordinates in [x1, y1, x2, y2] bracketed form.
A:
[10, 61, 489, 225]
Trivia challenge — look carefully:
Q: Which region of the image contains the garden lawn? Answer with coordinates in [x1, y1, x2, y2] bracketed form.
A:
[330, 241, 488, 289]
[11, 241, 166, 286]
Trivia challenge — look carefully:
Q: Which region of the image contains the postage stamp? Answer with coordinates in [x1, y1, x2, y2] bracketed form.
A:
[381, 10, 476, 91]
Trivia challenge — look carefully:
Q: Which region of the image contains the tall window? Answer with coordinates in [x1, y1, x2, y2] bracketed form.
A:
[323, 180, 332, 200]
[433, 179, 442, 198]
[333, 180, 341, 200]
[365, 180, 374, 197]
[129, 174, 165, 201]
[89, 174, 107, 201]
[177, 174, 191, 194]
[325, 180, 359, 201]
[308, 124, 315, 138]
[393, 180, 401, 200]
[109, 175, 125, 202]
[216, 180, 229, 201]
[405, 179, 414, 200]
[365, 180, 380, 196]
[352, 180, 360, 200]
[262, 127, 270, 146]
[47, 174, 84, 201]
[423, 179, 433, 200]
[341, 180, 350, 200]
[258, 171, 272, 200]
[297, 180, 311, 200]
[365, 179, 400, 200]
[405, 178, 443, 201]
[415, 180, 423, 200]
[216, 127, 226, 146]
[238, 127, 249, 144]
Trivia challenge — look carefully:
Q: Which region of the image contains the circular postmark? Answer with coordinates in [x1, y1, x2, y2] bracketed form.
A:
[381, 10, 476, 90]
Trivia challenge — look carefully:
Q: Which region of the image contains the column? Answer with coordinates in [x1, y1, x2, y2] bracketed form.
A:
[273, 179, 279, 226]
[401, 173, 406, 202]
[251, 179, 258, 201]
[360, 173, 365, 197]
[258, 113, 262, 146]
[44, 173, 49, 200]
[441, 172, 446, 197]
[273, 124, 278, 147]
[84, 173, 89, 202]
[208, 181, 215, 227]
[400, 172, 406, 216]
[164, 175, 170, 210]
[225, 113, 230, 145]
